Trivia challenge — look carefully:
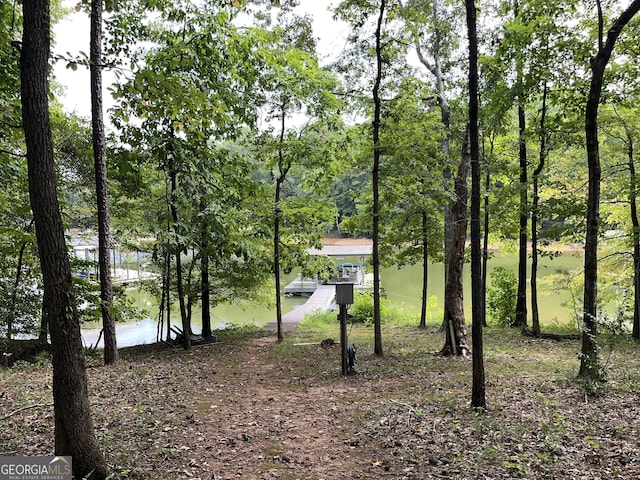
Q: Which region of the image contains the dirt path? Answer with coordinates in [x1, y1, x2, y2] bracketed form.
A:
[168, 336, 368, 480]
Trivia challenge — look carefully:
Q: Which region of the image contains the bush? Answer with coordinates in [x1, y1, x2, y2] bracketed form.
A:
[487, 267, 517, 327]
[348, 292, 388, 325]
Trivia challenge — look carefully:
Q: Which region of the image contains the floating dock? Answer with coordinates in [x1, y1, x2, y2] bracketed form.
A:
[264, 285, 336, 332]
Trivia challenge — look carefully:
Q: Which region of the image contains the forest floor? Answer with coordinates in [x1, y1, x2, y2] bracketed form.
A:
[2, 323, 640, 480]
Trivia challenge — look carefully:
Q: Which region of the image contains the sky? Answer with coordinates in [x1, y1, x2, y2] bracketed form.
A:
[52, 0, 351, 122]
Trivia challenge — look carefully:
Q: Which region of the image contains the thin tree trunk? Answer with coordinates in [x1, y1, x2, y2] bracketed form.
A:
[580, 0, 640, 379]
[21, 0, 107, 475]
[200, 201, 212, 338]
[531, 84, 548, 337]
[514, 1, 527, 329]
[372, 0, 386, 356]
[466, 0, 486, 409]
[274, 102, 290, 342]
[8, 220, 33, 339]
[165, 247, 172, 342]
[167, 148, 190, 349]
[90, 0, 117, 364]
[415, 5, 451, 330]
[420, 209, 428, 328]
[626, 132, 640, 339]
[441, 130, 470, 357]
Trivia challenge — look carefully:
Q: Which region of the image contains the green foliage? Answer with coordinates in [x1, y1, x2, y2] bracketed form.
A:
[348, 292, 388, 325]
[487, 266, 517, 327]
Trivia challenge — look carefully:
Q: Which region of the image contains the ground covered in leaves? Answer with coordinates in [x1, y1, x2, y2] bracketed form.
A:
[2, 324, 640, 479]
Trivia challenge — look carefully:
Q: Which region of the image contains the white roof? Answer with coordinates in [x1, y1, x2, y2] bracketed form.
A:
[308, 245, 373, 257]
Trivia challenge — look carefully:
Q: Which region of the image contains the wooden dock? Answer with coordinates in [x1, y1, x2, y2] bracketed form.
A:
[264, 285, 335, 332]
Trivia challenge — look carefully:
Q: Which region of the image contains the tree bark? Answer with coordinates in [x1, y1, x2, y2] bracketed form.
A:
[372, 0, 386, 356]
[441, 130, 470, 357]
[167, 145, 190, 349]
[531, 84, 548, 337]
[626, 131, 640, 340]
[20, 0, 107, 476]
[274, 102, 290, 342]
[514, 0, 527, 329]
[200, 200, 212, 338]
[466, 0, 486, 409]
[419, 208, 428, 329]
[515, 101, 528, 329]
[90, 0, 118, 364]
[578, 0, 640, 380]
[580, 0, 640, 378]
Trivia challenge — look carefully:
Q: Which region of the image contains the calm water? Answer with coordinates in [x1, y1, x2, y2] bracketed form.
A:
[82, 251, 585, 347]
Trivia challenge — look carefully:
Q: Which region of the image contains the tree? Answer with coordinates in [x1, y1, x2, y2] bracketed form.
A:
[514, 0, 528, 330]
[90, 0, 118, 363]
[580, 0, 640, 380]
[466, 0, 486, 410]
[20, 0, 107, 476]
[371, 0, 386, 355]
[441, 130, 470, 356]
[400, 0, 462, 329]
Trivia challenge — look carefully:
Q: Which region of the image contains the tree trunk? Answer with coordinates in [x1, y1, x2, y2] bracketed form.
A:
[419, 209, 428, 329]
[274, 103, 290, 342]
[441, 130, 470, 357]
[514, 2, 527, 329]
[531, 84, 548, 337]
[20, 0, 107, 476]
[8, 220, 33, 339]
[466, 0, 486, 409]
[627, 132, 640, 340]
[580, 0, 640, 378]
[200, 201, 212, 338]
[90, 0, 117, 364]
[168, 148, 190, 349]
[415, 6, 451, 330]
[372, 0, 386, 356]
[515, 101, 528, 329]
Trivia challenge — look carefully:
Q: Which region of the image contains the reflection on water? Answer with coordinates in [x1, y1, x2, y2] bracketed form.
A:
[81, 292, 307, 348]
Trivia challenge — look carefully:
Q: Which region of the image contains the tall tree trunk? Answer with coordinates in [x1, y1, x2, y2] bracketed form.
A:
[200, 200, 212, 338]
[628, 134, 640, 340]
[514, 1, 527, 329]
[8, 220, 33, 339]
[90, 0, 117, 364]
[167, 148, 190, 349]
[372, 0, 386, 356]
[441, 130, 470, 357]
[580, 0, 640, 378]
[420, 208, 428, 329]
[531, 84, 548, 337]
[20, 0, 107, 476]
[629, 146, 640, 340]
[273, 103, 290, 341]
[466, 0, 486, 409]
[515, 100, 528, 329]
[415, 3, 451, 329]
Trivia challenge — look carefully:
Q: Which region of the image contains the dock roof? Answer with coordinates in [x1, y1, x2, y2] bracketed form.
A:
[308, 243, 372, 257]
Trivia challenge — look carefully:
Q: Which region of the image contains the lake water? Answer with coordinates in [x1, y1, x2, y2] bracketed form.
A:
[81, 251, 585, 347]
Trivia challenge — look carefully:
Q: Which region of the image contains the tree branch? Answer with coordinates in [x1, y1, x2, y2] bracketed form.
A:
[1, 403, 53, 421]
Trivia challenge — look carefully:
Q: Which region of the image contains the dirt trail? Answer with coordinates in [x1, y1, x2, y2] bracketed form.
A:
[180, 336, 366, 480]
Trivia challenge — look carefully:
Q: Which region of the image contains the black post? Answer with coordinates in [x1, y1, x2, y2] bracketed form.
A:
[336, 283, 354, 376]
[340, 303, 348, 375]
